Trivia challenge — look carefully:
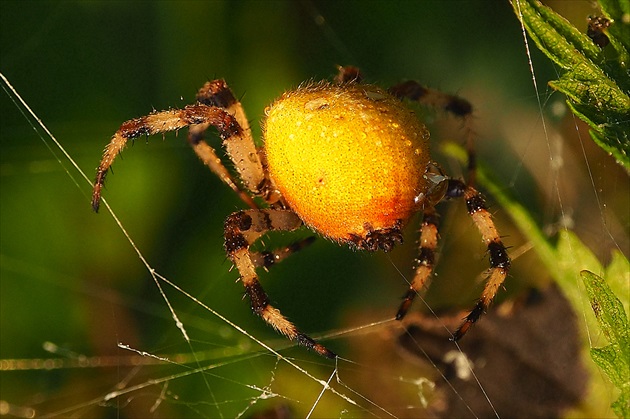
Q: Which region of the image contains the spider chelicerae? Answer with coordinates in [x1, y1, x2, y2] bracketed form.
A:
[92, 66, 510, 359]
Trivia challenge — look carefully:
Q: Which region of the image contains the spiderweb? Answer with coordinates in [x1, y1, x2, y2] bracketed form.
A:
[1, 1, 626, 418]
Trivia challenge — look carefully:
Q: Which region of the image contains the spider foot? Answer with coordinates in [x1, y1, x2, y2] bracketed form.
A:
[296, 333, 337, 359]
[451, 301, 485, 341]
[395, 289, 417, 320]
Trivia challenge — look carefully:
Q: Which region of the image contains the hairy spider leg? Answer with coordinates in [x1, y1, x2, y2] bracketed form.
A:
[334, 65, 363, 84]
[224, 209, 336, 358]
[396, 208, 440, 320]
[445, 179, 511, 340]
[388, 80, 477, 186]
[386, 78, 510, 336]
[196, 79, 253, 134]
[250, 236, 317, 270]
[92, 104, 265, 212]
[187, 79, 261, 209]
[395, 178, 510, 339]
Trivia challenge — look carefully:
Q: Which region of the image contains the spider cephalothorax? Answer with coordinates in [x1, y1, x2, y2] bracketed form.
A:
[92, 66, 510, 359]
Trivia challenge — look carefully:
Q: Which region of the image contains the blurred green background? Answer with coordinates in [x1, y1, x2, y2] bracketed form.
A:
[1, 1, 626, 417]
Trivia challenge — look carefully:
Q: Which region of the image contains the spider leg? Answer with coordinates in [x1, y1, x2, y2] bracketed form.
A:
[187, 132, 258, 209]
[388, 80, 477, 186]
[334, 65, 363, 84]
[196, 79, 252, 134]
[224, 209, 335, 358]
[92, 104, 265, 212]
[250, 236, 317, 269]
[396, 208, 439, 320]
[445, 179, 511, 340]
[188, 79, 259, 209]
[192, 83, 268, 199]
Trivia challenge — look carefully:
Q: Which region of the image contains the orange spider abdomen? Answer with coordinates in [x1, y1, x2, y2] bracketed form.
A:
[263, 83, 430, 245]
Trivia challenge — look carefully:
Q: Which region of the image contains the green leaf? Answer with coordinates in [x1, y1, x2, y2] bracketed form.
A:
[590, 345, 626, 389]
[598, 0, 630, 63]
[612, 395, 630, 419]
[581, 270, 630, 357]
[581, 270, 630, 418]
[512, 0, 630, 169]
[590, 345, 630, 418]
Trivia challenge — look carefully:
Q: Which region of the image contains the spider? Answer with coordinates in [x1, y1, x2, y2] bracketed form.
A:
[91, 66, 510, 359]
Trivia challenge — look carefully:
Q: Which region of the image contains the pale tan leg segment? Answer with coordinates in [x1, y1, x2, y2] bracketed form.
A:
[396, 208, 439, 320]
[224, 209, 336, 358]
[449, 180, 511, 340]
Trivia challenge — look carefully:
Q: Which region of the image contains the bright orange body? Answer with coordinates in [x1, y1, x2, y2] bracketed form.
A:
[264, 83, 431, 243]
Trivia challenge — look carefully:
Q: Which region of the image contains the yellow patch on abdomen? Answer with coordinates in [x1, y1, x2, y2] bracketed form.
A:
[264, 83, 430, 243]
